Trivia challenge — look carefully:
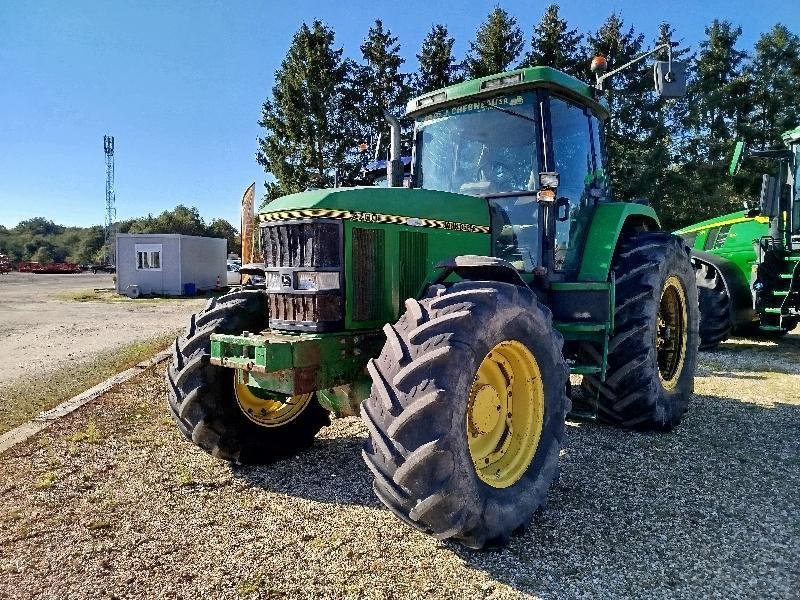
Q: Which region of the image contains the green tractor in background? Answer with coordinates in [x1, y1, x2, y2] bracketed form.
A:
[675, 127, 800, 349]
[168, 53, 698, 548]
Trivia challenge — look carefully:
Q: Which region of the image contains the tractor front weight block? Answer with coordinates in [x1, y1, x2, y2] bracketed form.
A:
[209, 330, 383, 404]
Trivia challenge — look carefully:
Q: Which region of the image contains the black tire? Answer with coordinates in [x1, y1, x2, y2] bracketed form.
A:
[583, 232, 699, 430]
[361, 281, 569, 549]
[696, 262, 732, 350]
[166, 289, 329, 464]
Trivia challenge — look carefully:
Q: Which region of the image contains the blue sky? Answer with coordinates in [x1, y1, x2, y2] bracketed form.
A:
[1, 0, 797, 229]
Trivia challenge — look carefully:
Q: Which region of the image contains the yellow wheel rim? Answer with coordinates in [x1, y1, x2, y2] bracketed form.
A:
[234, 381, 312, 428]
[657, 275, 688, 390]
[466, 340, 544, 489]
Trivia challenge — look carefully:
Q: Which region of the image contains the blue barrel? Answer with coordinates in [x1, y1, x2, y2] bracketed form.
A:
[183, 282, 196, 296]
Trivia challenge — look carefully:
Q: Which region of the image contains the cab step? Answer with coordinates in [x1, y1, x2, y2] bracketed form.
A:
[569, 364, 602, 375]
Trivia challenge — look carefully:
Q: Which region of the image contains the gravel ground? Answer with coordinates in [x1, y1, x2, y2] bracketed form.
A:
[0, 272, 206, 385]
[1, 333, 798, 599]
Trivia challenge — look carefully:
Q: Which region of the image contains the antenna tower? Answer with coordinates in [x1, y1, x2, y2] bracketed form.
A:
[103, 135, 116, 265]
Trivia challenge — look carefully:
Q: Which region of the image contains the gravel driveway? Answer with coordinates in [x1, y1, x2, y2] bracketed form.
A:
[1, 334, 798, 599]
[0, 272, 206, 386]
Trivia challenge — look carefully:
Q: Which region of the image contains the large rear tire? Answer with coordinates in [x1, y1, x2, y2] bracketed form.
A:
[166, 289, 329, 464]
[361, 281, 569, 549]
[696, 262, 732, 350]
[583, 232, 698, 430]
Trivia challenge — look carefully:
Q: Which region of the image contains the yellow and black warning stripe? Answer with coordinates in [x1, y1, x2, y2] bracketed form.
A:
[259, 208, 490, 234]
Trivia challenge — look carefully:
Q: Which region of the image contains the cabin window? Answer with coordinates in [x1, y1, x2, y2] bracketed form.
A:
[135, 244, 162, 271]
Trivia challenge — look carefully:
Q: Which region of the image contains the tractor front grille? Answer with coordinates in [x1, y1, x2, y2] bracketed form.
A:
[260, 221, 341, 268]
[269, 293, 342, 325]
[260, 218, 344, 332]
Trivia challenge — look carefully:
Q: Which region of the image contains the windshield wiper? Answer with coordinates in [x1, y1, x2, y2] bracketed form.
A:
[484, 104, 539, 124]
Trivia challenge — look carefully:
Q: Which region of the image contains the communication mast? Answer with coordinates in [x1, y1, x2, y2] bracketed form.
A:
[103, 135, 116, 265]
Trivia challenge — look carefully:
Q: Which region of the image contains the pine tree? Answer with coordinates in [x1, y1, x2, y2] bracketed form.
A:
[681, 20, 752, 222]
[747, 24, 800, 149]
[353, 19, 413, 160]
[415, 24, 461, 94]
[466, 7, 524, 78]
[520, 4, 585, 77]
[586, 13, 649, 202]
[644, 23, 694, 229]
[256, 21, 360, 200]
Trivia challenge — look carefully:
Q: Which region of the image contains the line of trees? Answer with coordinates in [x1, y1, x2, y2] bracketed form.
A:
[0, 206, 240, 264]
[257, 5, 800, 229]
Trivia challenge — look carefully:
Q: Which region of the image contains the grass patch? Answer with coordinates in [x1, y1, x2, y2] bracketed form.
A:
[0, 332, 178, 435]
[176, 462, 195, 487]
[56, 288, 223, 304]
[35, 471, 57, 489]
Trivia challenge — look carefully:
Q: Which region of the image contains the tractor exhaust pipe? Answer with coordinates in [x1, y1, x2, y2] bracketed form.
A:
[384, 110, 403, 188]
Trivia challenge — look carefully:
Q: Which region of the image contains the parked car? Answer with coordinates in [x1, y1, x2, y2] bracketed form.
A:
[226, 260, 241, 285]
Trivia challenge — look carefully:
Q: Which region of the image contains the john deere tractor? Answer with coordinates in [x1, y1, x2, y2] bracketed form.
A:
[167, 57, 698, 548]
[675, 127, 800, 349]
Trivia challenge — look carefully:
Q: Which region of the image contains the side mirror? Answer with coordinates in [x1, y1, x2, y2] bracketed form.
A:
[760, 174, 780, 218]
[653, 61, 686, 98]
[729, 141, 746, 175]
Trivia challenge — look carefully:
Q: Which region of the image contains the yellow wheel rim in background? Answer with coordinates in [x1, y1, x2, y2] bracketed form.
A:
[657, 275, 689, 390]
[466, 340, 544, 489]
[234, 381, 312, 427]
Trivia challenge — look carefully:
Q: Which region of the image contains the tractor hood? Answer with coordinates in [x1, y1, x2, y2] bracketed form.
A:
[259, 187, 490, 234]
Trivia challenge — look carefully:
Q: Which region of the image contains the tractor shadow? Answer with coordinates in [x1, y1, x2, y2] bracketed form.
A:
[445, 392, 800, 597]
[229, 426, 380, 508]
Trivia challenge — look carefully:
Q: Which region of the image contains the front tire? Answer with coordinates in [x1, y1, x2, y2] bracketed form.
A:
[583, 232, 699, 430]
[361, 281, 569, 549]
[696, 262, 732, 350]
[166, 289, 329, 464]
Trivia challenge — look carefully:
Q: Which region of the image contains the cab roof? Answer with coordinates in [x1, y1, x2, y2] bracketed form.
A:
[406, 66, 609, 119]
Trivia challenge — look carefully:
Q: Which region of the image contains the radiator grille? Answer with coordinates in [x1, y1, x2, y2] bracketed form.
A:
[352, 228, 384, 321]
[399, 231, 428, 302]
[261, 221, 340, 268]
[269, 294, 342, 322]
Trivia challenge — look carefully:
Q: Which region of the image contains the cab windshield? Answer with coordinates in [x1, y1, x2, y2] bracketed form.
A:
[414, 91, 540, 196]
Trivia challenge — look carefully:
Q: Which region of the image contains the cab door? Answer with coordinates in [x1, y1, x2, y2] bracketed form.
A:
[545, 95, 606, 274]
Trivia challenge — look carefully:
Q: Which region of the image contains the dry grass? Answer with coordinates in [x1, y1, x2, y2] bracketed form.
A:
[55, 289, 224, 303]
[0, 332, 177, 434]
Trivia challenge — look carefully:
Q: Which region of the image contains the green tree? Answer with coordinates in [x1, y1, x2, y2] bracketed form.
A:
[680, 20, 752, 223]
[466, 7, 524, 78]
[747, 24, 800, 149]
[31, 245, 55, 263]
[208, 218, 241, 256]
[520, 4, 585, 77]
[586, 13, 649, 202]
[415, 24, 461, 94]
[354, 19, 413, 159]
[256, 21, 360, 200]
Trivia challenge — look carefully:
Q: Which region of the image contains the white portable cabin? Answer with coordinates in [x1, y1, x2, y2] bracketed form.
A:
[115, 233, 226, 296]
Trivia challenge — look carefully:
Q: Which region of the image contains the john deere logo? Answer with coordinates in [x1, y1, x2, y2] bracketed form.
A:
[281, 274, 292, 287]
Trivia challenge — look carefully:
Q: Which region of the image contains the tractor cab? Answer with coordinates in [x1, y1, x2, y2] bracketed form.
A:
[407, 68, 609, 278]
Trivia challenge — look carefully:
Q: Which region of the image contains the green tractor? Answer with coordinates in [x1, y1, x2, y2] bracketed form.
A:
[167, 57, 698, 548]
[675, 127, 800, 349]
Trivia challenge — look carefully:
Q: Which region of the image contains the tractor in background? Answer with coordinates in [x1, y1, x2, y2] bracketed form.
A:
[167, 50, 697, 548]
[675, 127, 800, 349]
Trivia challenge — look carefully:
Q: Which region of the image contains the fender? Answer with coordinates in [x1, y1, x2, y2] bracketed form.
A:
[431, 255, 528, 287]
[577, 202, 661, 282]
[691, 250, 756, 329]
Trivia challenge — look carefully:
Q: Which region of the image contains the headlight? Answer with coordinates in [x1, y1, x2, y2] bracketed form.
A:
[264, 271, 281, 290]
[295, 271, 340, 291]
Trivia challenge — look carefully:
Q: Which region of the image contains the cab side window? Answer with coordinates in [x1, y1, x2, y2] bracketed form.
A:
[549, 96, 595, 271]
